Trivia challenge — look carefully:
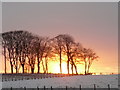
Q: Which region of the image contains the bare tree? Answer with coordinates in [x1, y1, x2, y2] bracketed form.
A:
[31, 36, 45, 73]
[26, 37, 37, 73]
[43, 44, 51, 73]
[1, 31, 34, 73]
[52, 35, 65, 74]
[13, 31, 24, 73]
[40, 37, 50, 73]
[32, 36, 50, 73]
[86, 49, 99, 74]
[69, 43, 83, 75]
[2, 31, 15, 73]
[16, 31, 33, 73]
[1, 33, 7, 73]
[1, 30, 98, 75]
[81, 48, 98, 75]
[55, 34, 75, 74]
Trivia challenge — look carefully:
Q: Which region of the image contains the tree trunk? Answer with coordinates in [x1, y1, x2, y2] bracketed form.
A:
[70, 57, 78, 75]
[10, 63, 13, 74]
[3, 46, 7, 73]
[10, 60, 13, 74]
[85, 61, 87, 75]
[73, 62, 78, 75]
[37, 62, 40, 73]
[45, 58, 48, 73]
[16, 66, 18, 73]
[70, 58, 73, 75]
[5, 58, 7, 73]
[67, 60, 70, 74]
[71, 63, 73, 75]
[87, 59, 92, 74]
[11, 65, 13, 74]
[22, 64, 24, 73]
[31, 68, 34, 74]
[15, 58, 18, 73]
[37, 57, 40, 73]
[60, 52, 62, 74]
[66, 51, 70, 74]
[42, 60, 45, 73]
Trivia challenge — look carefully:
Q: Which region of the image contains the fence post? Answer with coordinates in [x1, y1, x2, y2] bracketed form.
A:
[51, 86, 52, 90]
[79, 85, 81, 90]
[37, 86, 39, 90]
[94, 84, 96, 90]
[44, 86, 46, 90]
[24, 87, 26, 90]
[10, 87, 12, 90]
[66, 86, 67, 90]
[108, 84, 110, 90]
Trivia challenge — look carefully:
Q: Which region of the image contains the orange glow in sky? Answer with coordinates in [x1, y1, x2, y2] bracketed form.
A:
[0, 46, 118, 75]
[1, 3, 118, 75]
[0, 55, 118, 75]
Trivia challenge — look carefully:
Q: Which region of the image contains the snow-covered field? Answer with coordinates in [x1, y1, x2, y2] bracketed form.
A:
[2, 74, 119, 88]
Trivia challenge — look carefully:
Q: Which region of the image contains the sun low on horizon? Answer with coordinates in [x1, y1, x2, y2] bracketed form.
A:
[0, 2, 118, 75]
[0, 53, 118, 75]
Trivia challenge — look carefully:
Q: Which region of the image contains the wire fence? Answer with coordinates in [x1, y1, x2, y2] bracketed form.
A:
[2, 84, 119, 90]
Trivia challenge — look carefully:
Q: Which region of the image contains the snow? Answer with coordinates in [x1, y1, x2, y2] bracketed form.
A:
[2, 74, 118, 88]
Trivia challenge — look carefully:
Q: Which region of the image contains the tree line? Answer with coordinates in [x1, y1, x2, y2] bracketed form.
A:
[0, 30, 99, 75]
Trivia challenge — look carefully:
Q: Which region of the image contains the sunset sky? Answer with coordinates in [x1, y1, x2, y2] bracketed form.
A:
[1, 2, 118, 74]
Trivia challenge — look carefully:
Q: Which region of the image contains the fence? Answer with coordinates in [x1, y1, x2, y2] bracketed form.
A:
[2, 84, 119, 90]
[2, 74, 119, 90]
[2, 73, 76, 82]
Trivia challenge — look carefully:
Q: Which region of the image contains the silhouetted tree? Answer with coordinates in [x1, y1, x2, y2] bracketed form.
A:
[16, 31, 33, 73]
[56, 34, 75, 74]
[69, 43, 83, 75]
[40, 37, 50, 73]
[12, 31, 25, 73]
[44, 39, 53, 73]
[30, 36, 41, 73]
[1, 31, 16, 73]
[1, 30, 99, 75]
[26, 36, 37, 73]
[52, 35, 65, 74]
[33, 36, 50, 73]
[1, 33, 7, 73]
[86, 49, 98, 74]
[81, 48, 98, 75]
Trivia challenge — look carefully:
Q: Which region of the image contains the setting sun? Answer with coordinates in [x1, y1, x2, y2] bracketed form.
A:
[0, 2, 118, 76]
[52, 62, 68, 74]
[1, 2, 118, 89]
